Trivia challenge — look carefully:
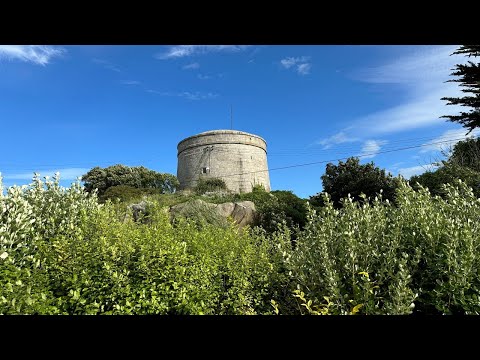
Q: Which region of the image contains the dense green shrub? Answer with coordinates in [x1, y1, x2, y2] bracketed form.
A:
[194, 178, 228, 195]
[0, 174, 282, 314]
[100, 185, 163, 203]
[0, 173, 102, 314]
[271, 190, 308, 230]
[410, 137, 480, 198]
[235, 186, 307, 235]
[2, 173, 480, 315]
[280, 180, 480, 315]
[410, 163, 480, 198]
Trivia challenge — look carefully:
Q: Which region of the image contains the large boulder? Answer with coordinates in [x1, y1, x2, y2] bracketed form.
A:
[230, 201, 256, 227]
[169, 199, 257, 228]
[124, 200, 151, 223]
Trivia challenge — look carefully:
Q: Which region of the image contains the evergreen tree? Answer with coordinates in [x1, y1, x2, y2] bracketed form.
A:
[441, 45, 480, 133]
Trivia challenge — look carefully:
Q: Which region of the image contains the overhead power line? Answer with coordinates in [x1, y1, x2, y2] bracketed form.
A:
[180, 136, 472, 185]
[0, 134, 477, 172]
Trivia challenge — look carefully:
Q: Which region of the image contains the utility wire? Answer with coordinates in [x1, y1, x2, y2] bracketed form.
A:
[180, 136, 472, 185]
[1, 134, 477, 172]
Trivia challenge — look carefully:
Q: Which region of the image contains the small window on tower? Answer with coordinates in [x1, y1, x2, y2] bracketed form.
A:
[202, 167, 209, 174]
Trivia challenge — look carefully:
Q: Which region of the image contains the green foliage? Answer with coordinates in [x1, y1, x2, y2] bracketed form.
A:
[441, 45, 480, 133]
[410, 137, 480, 199]
[236, 186, 287, 233]
[410, 163, 480, 198]
[238, 187, 308, 235]
[81, 164, 179, 198]
[449, 136, 480, 172]
[271, 190, 308, 230]
[0, 173, 101, 314]
[194, 178, 228, 195]
[193, 186, 309, 236]
[170, 200, 230, 229]
[101, 185, 163, 203]
[0, 174, 282, 315]
[279, 180, 480, 315]
[2, 173, 480, 315]
[310, 157, 399, 209]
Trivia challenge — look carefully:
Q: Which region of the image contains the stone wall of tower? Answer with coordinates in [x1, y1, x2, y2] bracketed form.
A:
[177, 130, 270, 193]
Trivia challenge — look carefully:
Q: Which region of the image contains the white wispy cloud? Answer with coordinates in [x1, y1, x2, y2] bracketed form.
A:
[352, 90, 463, 135]
[359, 140, 388, 159]
[390, 161, 405, 169]
[347, 46, 465, 135]
[397, 163, 438, 179]
[182, 91, 218, 100]
[317, 46, 466, 146]
[316, 131, 360, 149]
[197, 74, 211, 80]
[120, 80, 141, 85]
[0, 45, 65, 66]
[92, 58, 121, 72]
[297, 63, 311, 75]
[280, 56, 312, 75]
[183, 62, 200, 70]
[420, 128, 480, 153]
[147, 89, 218, 100]
[156, 45, 250, 60]
[2, 168, 90, 181]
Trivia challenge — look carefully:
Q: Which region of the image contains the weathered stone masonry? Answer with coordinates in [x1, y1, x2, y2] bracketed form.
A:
[177, 130, 271, 193]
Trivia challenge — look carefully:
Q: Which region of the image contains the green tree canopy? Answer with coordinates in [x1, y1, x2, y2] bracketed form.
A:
[81, 164, 179, 197]
[310, 157, 399, 208]
[410, 137, 480, 198]
[410, 163, 480, 198]
[441, 45, 480, 133]
[449, 136, 480, 172]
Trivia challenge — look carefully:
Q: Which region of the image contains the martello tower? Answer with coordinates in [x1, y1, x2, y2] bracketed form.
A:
[177, 130, 270, 193]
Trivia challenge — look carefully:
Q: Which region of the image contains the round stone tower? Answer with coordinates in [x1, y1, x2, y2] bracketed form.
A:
[177, 130, 270, 193]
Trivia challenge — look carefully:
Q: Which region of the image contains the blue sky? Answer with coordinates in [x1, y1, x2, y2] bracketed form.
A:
[0, 45, 478, 198]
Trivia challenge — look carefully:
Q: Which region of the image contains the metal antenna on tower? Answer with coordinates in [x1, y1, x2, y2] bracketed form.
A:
[230, 105, 233, 130]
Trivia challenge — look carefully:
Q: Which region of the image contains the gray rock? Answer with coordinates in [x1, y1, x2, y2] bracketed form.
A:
[230, 201, 256, 227]
[126, 200, 151, 223]
[169, 199, 257, 228]
[215, 202, 236, 217]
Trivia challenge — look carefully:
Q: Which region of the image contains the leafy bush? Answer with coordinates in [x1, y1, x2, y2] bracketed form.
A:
[100, 185, 163, 203]
[0, 174, 282, 315]
[271, 190, 308, 230]
[2, 173, 480, 315]
[235, 186, 307, 236]
[279, 180, 480, 315]
[410, 163, 480, 198]
[194, 178, 227, 195]
[0, 173, 102, 314]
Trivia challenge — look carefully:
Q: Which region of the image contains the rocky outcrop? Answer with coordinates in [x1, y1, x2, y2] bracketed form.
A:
[124, 200, 151, 223]
[169, 199, 257, 228]
[230, 201, 257, 227]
